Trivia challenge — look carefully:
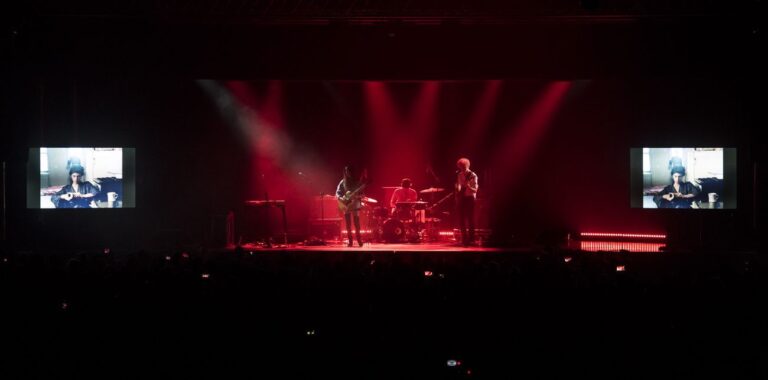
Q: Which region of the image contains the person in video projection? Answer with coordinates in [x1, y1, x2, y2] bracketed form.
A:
[51, 165, 100, 208]
[653, 165, 700, 209]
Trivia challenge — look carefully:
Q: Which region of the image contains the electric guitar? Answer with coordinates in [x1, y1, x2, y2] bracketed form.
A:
[337, 183, 367, 213]
[427, 171, 477, 211]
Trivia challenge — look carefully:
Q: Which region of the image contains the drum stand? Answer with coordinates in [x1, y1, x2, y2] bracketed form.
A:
[422, 219, 439, 242]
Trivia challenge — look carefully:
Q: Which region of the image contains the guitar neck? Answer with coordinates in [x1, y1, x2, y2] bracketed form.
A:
[428, 192, 455, 210]
[349, 183, 366, 196]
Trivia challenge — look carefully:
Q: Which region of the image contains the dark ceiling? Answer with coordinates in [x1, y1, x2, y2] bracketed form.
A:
[1, 0, 765, 78]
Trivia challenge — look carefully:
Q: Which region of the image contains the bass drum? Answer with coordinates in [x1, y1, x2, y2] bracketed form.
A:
[382, 218, 406, 243]
[373, 206, 390, 219]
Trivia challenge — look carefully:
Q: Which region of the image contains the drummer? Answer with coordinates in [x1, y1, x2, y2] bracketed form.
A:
[390, 178, 418, 214]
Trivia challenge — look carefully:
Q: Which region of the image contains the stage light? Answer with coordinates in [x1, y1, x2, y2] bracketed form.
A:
[306, 330, 316, 336]
[181, 252, 190, 259]
[579, 241, 665, 253]
[447, 360, 457, 367]
[165, 256, 171, 261]
[61, 302, 68, 310]
[199, 80, 333, 210]
[492, 81, 572, 193]
[580, 232, 666, 240]
[364, 81, 439, 190]
[201, 273, 210, 279]
[424, 271, 433, 277]
[564, 256, 572, 263]
[616, 265, 626, 272]
[103, 248, 110, 254]
[578, 232, 666, 252]
[465, 80, 502, 150]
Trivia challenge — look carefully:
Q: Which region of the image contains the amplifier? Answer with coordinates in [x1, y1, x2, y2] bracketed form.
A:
[308, 218, 342, 241]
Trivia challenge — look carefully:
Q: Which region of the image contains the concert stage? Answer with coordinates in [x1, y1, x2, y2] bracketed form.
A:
[238, 241, 502, 253]
[235, 234, 671, 254]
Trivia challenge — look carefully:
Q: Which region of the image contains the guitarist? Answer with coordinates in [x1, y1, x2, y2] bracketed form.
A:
[336, 165, 368, 247]
[455, 157, 479, 246]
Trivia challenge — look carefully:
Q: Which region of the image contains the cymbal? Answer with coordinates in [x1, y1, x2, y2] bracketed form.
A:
[419, 187, 445, 193]
[361, 197, 378, 204]
[395, 201, 428, 207]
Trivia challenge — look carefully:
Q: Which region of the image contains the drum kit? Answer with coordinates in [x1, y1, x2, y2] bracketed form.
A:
[357, 186, 449, 243]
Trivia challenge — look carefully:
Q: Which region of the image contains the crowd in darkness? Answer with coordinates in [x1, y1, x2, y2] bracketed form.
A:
[2, 247, 767, 378]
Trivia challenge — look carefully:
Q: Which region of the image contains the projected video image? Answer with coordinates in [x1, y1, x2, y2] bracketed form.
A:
[33, 148, 134, 209]
[633, 147, 736, 209]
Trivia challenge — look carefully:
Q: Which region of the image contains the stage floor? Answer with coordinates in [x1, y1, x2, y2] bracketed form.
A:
[238, 241, 502, 253]
[235, 240, 667, 253]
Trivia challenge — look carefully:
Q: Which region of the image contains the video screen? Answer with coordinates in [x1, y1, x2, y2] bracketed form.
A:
[27, 148, 136, 209]
[630, 147, 736, 209]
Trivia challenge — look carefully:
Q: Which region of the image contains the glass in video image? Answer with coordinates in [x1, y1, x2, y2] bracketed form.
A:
[27, 147, 136, 209]
[630, 147, 737, 209]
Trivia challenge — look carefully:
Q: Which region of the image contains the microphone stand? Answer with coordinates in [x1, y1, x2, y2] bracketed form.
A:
[263, 191, 272, 248]
[302, 172, 327, 246]
[319, 191, 327, 244]
[1, 161, 6, 244]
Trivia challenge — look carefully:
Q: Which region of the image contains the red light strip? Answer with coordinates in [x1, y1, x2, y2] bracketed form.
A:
[343, 230, 375, 234]
[580, 232, 666, 240]
[579, 241, 665, 252]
